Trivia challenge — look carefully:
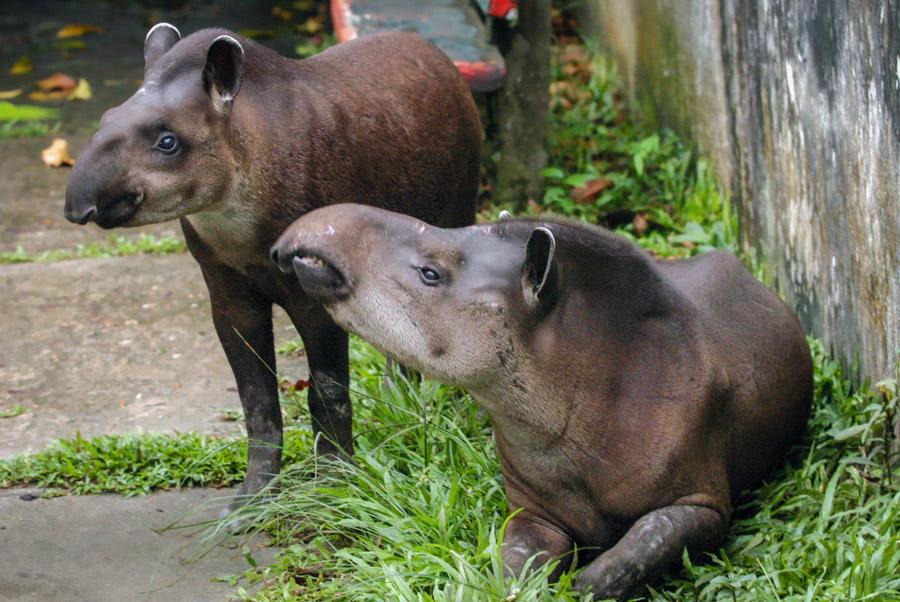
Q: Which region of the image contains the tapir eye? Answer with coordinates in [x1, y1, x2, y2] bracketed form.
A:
[417, 266, 441, 286]
[155, 133, 179, 154]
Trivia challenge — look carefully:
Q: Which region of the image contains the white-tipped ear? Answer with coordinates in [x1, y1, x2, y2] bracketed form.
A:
[204, 35, 245, 114]
[525, 226, 556, 298]
[499, 210, 512, 220]
[522, 226, 557, 303]
[144, 23, 181, 75]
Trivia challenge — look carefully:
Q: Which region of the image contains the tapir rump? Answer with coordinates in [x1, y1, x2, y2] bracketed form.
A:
[64, 25, 482, 508]
[271, 204, 813, 599]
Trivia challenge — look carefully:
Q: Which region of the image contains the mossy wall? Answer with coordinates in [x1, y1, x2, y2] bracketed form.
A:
[579, 0, 899, 383]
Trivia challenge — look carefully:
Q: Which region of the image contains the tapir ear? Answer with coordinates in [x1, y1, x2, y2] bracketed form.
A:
[203, 35, 245, 114]
[522, 227, 558, 306]
[144, 23, 181, 75]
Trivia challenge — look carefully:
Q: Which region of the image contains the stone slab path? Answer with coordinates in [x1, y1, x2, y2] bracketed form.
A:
[0, 487, 276, 602]
[0, 2, 316, 597]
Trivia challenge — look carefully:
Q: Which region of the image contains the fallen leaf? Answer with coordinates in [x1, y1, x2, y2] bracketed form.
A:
[10, 56, 32, 75]
[632, 213, 649, 235]
[293, 379, 310, 391]
[272, 5, 294, 22]
[238, 29, 275, 40]
[299, 16, 323, 33]
[36, 72, 78, 92]
[57, 24, 105, 39]
[28, 90, 68, 101]
[53, 39, 87, 51]
[571, 177, 612, 204]
[67, 78, 92, 101]
[0, 101, 60, 121]
[0, 89, 22, 100]
[41, 138, 76, 168]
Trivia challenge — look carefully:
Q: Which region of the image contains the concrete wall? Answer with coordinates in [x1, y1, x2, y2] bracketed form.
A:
[580, 0, 899, 383]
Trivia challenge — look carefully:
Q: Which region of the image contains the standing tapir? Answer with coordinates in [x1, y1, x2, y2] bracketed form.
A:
[270, 204, 813, 599]
[63, 24, 481, 507]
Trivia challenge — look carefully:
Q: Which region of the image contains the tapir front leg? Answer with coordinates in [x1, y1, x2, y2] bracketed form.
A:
[201, 264, 283, 504]
[292, 304, 354, 458]
[574, 505, 727, 600]
[502, 512, 574, 582]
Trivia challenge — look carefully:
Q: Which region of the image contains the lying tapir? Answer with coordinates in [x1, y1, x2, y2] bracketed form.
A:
[63, 24, 481, 506]
[270, 204, 813, 599]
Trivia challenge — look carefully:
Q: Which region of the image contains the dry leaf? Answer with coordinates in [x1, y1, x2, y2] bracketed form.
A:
[238, 29, 275, 40]
[57, 24, 105, 39]
[0, 89, 22, 100]
[36, 72, 78, 92]
[41, 138, 76, 168]
[299, 17, 323, 33]
[10, 56, 32, 75]
[67, 78, 92, 101]
[272, 5, 294, 22]
[632, 213, 649, 235]
[571, 178, 613, 205]
[28, 90, 69, 101]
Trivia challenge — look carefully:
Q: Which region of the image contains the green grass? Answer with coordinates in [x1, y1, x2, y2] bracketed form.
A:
[0, 233, 186, 264]
[0, 430, 311, 496]
[0, 120, 61, 139]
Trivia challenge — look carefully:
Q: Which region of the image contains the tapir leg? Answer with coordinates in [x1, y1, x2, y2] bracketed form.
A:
[574, 505, 727, 600]
[292, 305, 354, 457]
[502, 512, 574, 582]
[201, 265, 283, 502]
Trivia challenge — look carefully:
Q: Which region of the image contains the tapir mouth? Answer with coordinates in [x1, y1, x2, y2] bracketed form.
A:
[271, 247, 350, 301]
[94, 193, 141, 229]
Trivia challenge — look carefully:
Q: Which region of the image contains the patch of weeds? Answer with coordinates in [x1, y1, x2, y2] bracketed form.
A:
[277, 339, 306, 357]
[0, 431, 312, 496]
[526, 44, 737, 260]
[0, 233, 186, 264]
[296, 33, 335, 58]
[220, 408, 243, 422]
[0, 404, 26, 419]
[0, 120, 61, 138]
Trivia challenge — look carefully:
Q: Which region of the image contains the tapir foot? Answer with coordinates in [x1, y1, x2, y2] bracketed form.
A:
[218, 473, 281, 532]
[502, 512, 575, 582]
[573, 504, 727, 600]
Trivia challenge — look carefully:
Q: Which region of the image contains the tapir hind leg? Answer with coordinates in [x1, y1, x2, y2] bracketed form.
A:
[574, 505, 727, 600]
[502, 512, 575, 582]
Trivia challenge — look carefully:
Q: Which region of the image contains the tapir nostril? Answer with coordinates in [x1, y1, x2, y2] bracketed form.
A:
[270, 246, 284, 270]
[66, 205, 97, 225]
[290, 254, 348, 299]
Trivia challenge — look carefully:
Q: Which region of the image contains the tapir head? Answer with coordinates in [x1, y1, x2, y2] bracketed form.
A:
[270, 205, 560, 389]
[64, 24, 247, 228]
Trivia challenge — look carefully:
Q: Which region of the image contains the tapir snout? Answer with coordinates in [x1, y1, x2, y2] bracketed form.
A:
[64, 116, 147, 229]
